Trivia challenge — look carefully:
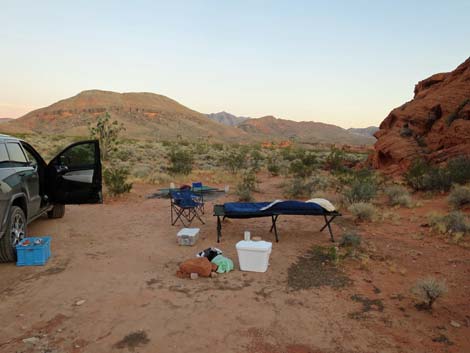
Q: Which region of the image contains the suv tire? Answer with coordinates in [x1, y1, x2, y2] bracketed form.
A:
[0, 206, 27, 262]
[48, 204, 65, 219]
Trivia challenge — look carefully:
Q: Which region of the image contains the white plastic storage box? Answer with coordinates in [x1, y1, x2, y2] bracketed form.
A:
[176, 228, 200, 246]
[236, 240, 272, 272]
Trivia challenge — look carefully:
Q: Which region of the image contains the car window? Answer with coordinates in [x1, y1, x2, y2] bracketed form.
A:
[6, 143, 28, 163]
[0, 144, 9, 163]
[59, 143, 95, 168]
[23, 148, 38, 166]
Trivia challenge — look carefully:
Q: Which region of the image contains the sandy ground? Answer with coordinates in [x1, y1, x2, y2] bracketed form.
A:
[0, 177, 469, 353]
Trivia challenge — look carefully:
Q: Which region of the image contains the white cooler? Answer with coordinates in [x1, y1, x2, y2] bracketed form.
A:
[236, 240, 272, 272]
[176, 228, 200, 246]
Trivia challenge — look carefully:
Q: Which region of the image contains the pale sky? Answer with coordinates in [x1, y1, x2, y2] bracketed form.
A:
[1, 0, 469, 128]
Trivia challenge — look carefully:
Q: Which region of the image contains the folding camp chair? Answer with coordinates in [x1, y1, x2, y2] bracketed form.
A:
[170, 189, 205, 226]
[192, 182, 205, 214]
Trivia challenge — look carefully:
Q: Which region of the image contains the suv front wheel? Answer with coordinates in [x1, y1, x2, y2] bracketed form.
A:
[0, 206, 26, 262]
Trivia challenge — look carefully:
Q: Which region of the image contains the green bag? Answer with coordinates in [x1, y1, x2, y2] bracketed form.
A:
[211, 255, 234, 273]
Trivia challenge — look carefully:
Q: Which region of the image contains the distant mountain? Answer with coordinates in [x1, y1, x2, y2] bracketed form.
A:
[1, 90, 248, 142]
[207, 111, 250, 126]
[347, 126, 379, 138]
[0, 118, 13, 123]
[1, 90, 375, 146]
[238, 116, 376, 145]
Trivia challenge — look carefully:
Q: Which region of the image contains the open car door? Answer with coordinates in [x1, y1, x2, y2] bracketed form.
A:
[46, 140, 102, 204]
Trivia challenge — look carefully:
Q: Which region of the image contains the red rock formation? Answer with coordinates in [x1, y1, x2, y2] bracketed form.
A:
[371, 58, 470, 174]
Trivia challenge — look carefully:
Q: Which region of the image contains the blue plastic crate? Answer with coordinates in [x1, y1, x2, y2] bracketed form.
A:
[16, 236, 51, 266]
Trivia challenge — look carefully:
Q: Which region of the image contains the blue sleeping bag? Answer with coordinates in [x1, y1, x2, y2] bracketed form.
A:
[223, 201, 326, 217]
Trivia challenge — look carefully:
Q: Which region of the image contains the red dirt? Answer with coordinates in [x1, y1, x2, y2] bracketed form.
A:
[0, 177, 469, 353]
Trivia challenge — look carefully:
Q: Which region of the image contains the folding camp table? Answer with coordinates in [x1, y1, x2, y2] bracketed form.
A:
[213, 201, 341, 243]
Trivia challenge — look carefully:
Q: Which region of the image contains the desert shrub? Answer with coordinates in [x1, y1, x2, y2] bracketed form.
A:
[283, 177, 315, 198]
[114, 147, 133, 161]
[325, 147, 348, 172]
[411, 277, 447, 310]
[405, 157, 470, 192]
[104, 167, 133, 196]
[446, 156, 470, 184]
[348, 202, 376, 222]
[168, 146, 193, 175]
[339, 231, 361, 248]
[429, 211, 470, 235]
[220, 148, 247, 174]
[405, 159, 449, 191]
[132, 165, 151, 179]
[384, 184, 412, 207]
[236, 169, 258, 202]
[288, 151, 317, 178]
[344, 179, 377, 203]
[249, 149, 264, 171]
[147, 171, 172, 185]
[267, 155, 281, 176]
[448, 185, 470, 209]
[310, 174, 330, 191]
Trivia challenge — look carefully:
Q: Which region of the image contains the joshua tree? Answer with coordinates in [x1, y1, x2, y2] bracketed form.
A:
[88, 112, 125, 161]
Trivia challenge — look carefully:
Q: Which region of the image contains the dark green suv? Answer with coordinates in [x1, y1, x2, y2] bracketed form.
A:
[0, 134, 102, 262]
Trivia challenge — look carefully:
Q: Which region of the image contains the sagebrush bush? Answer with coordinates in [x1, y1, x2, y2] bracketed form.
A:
[344, 179, 377, 204]
[104, 167, 133, 196]
[384, 184, 412, 207]
[325, 147, 348, 172]
[429, 211, 470, 235]
[339, 231, 361, 248]
[448, 185, 470, 209]
[348, 202, 376, 222]
[288, 152, 317, 178]
[405, 157, 470, 191]
[411, 277, 447, 310]
[267, 155, 281, 176]
[283, 177, 315, 198]
[249, 149, 264, 171]
[220, 148, 248, 174]
[236, 170, 258, 202]
[168, 146, 193, 175]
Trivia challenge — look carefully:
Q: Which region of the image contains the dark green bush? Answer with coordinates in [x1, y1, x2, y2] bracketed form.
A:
[405, 157, 470, 192]
[104, 167, 133, 196]
[220, 148, 248, 174]
[267, 155, 281, 176]
[249, 149, 264, 171]
[446, 156, 470, 184]
[325, 147, 348, 172]
[289, 152, 317, 178]
[236, 169, 258, 201]
[168, 147, 193, 175]
[344, 179, 377, 203]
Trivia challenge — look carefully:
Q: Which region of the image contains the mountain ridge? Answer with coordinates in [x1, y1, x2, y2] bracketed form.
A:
[2, 90, 374, 145]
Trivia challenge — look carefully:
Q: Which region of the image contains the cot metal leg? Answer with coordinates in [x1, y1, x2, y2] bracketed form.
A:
[270, 215, 279, 242]
[217, 216, 222, 243]
[320, 214, 337, 242]
[269, 215, 278, 233]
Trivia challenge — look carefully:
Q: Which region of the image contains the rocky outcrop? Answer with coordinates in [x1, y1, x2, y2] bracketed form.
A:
[371, 58, 470, 174]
